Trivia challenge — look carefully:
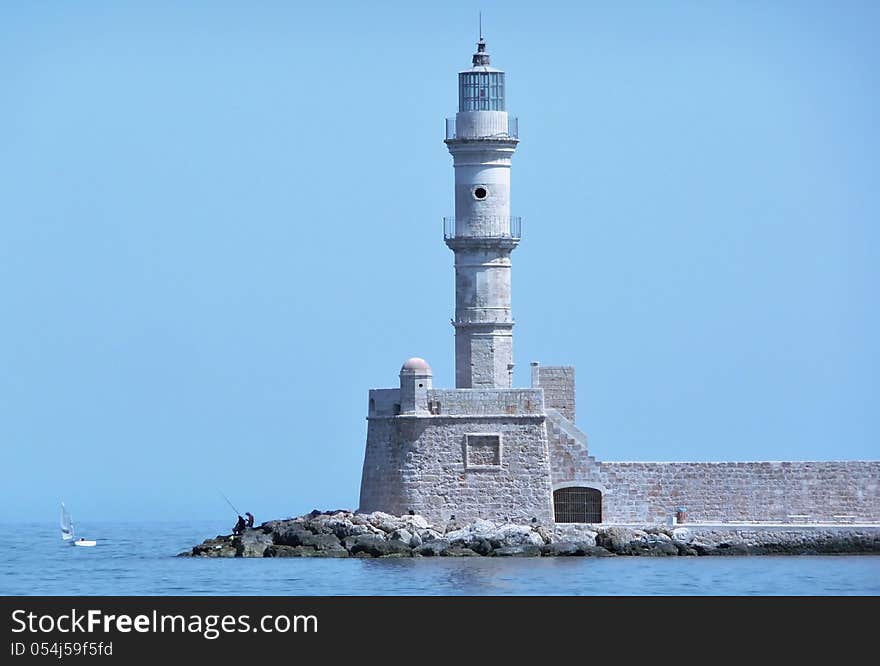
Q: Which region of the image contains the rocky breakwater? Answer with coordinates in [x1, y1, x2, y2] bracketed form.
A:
[180, 511, 880, 558]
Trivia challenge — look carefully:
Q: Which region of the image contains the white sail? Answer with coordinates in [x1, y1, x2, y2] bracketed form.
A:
[60, 502, 74, 541]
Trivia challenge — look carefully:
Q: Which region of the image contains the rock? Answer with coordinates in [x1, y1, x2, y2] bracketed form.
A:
[712, 543, 753, 556]
[443, 518, 466, 533]
[533, 525, 554, 545]
[304, 514, 330, 532]
[470, 538, 494, 556]
[418, 528, 445, 542]
[651, 541, 679, 556]
[399, 515, 430, 531]
[333, 522, 373, 539]
[491, 545, 543, 557]
[623, 540, 679, 557]
[446, 519, 499, 544]
[491, 524, 545, 548]
[391, 529, 413, 544]
[378, 539, 414, 557]
[343, 534, 412, 558]
[309, 548, 348, 558]
[542, 542, 584, 556]
[672, 527, 693, 543]
[299, 532, 342, 549]
[343, 534, 387, 557]
[310, 514, 369, 540]
[299, 532, 347, 554]
[636, 533, 674, 550]
[327, 512, 376, 531]
[273, 523, 313, 547]
[552, 526, 598, 547]
[236, 530, 274, 558]
[445, 519, 546, 551]
[441, 546, 480, 557]
[189, 513, 880, 562]
[378, 518, 404, 534]
[415, 540, 450, 557]
[366, 511, 405, 534]
[674, 542, 699, 556]
[265, 545, 336, 558]
[445, 528, 480, 548]
[596, 527, 638, 553]
[368, 510, 398, 522]
[358, 523, 389, 537]
[582, 545, 615, 557]
[189, 536, 237, 558]
[816, 535, 880, 554]
[259, 519, 293, 534]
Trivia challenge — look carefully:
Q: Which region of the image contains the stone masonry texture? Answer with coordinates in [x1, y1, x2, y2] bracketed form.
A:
[359, 414, 554, 525]
[359, 387, 554, 525]
[545, 409, 603, 489]
[532, 365, 575, 421]
[360, 382, 880, 525]
[599, 461, 880, 524]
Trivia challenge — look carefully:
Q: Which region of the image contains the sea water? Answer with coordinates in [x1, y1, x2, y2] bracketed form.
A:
[2, 521, 878, 596]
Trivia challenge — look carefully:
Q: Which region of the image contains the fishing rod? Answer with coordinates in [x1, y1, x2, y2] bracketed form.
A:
[219, 491, 241, 517]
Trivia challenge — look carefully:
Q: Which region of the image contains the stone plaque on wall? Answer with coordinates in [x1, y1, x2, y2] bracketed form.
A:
[465, 434, 502, 470]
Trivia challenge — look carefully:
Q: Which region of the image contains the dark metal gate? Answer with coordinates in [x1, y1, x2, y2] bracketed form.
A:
[553, 487, 602, 523]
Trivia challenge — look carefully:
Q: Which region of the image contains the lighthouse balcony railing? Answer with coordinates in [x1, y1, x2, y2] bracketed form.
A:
[445, 117, 518, 141]
[443, 216, 522, 240]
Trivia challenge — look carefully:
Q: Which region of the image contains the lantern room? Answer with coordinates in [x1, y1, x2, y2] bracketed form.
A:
[458, 38, 506, 112]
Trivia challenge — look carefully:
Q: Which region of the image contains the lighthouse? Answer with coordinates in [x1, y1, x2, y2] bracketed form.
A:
[356, 32, 878, 531]
[444, 35, 520, 389]
[359, 33, 577, 526]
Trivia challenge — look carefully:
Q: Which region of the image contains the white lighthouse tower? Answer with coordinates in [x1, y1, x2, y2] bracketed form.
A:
[359, 34, 560, 526]
[444, 34, 520, 389]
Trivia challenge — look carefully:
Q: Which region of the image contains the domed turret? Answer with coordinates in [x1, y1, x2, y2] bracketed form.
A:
[401, 357, 431, 372]
[399, 357, 432, 413]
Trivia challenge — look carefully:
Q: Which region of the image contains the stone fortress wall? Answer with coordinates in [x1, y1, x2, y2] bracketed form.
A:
[531, 363, 576, 421]
[361, 361, 880, 526]
[599, 460, 880, 524]
[532, 364, 880, 525]
[360, 376, 554, 524]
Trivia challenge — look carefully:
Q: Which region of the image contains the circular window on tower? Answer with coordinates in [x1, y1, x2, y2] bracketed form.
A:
[472, 186, 489, 201]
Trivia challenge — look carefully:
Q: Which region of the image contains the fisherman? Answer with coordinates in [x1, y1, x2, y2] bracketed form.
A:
[233, 515, 246, 536]
[245, 512, 255, 529]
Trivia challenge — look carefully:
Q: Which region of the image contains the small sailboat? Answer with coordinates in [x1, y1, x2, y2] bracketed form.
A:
[61, 502, 96, 547]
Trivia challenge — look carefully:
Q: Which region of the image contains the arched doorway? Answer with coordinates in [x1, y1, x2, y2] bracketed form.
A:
[553, 487, 602, 523]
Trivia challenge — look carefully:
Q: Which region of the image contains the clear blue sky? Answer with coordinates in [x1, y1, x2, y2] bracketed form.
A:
[1, 1, 877, 522]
